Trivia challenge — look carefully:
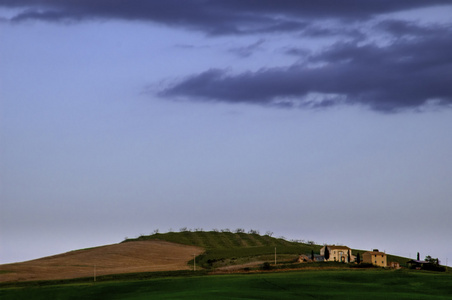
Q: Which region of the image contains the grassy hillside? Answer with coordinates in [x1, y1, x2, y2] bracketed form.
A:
[2, 269, 451, 299]
[124, 231, 315, 250]
[124, 231, 417, 270]
[124, 231, 320, 269]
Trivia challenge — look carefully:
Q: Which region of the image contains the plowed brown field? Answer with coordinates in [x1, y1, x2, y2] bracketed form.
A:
[0, 240, 204, 282]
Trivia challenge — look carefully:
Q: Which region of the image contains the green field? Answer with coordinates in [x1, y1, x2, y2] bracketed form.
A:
[1, 269, 451, 299]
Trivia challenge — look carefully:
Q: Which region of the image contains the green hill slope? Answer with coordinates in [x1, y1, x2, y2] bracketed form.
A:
[123, 231, 415, 270]
[124, 231, 316, 250]
[124, 231, 320, 269]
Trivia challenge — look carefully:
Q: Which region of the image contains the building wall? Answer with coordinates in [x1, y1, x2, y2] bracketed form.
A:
[320, 246, 353, 262]
[362, 252, 387, 267]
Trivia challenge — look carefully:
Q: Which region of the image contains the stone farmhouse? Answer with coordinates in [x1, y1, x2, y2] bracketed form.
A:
[362, 249, 387, 267]
[320, 245, 355, 262]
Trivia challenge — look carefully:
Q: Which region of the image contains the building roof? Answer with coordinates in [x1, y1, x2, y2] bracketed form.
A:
[323, 245, 351, 250]
[363, 251, 386, 255]
[407, 259, 431, 264]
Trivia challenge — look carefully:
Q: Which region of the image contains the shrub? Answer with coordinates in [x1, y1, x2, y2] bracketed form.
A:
[421, 264, 446, 272]
[261, 262, 272, 270]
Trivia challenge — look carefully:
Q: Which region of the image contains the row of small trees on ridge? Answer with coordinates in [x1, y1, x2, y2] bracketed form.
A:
[149, 228, 316, 244]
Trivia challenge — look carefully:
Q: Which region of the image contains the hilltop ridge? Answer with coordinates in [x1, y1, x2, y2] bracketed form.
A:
[123, 230, 319, 250]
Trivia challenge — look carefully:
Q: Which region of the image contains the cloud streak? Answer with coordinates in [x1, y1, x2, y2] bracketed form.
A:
[2, 0, 450, 34]
[161, 21, 452, 111]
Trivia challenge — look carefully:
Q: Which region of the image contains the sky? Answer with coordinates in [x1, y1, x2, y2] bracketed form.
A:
[1, 1, 451, 265]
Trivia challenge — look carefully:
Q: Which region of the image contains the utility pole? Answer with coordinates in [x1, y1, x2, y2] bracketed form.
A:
[274, 247, 277, 266]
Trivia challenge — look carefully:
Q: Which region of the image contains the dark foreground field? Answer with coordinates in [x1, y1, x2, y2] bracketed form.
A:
[1, 269, 451, 299]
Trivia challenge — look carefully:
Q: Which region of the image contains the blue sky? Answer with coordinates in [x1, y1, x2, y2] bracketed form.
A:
[1, 1, 451, 265]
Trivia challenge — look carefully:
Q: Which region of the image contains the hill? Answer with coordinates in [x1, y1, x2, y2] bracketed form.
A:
[125, 231, 412, 270]
[1, 231, 415, 283]
[124, 231, 321, 270]
[0, 240, 203, 282]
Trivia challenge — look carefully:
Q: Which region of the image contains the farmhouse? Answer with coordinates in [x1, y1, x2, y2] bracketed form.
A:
[320, 245, 355, 262]
[362, 249, 387, 267]
[406, 259, 432, 269]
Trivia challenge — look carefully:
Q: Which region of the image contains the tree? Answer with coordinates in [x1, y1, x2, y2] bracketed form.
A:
[347, 250, 351, 263]
[425, 255, 439, 265]
[311, 250, 315, 261]
[417, 252, 420, 261]
[356, 253, 361, 264]
[324, 246, 330, 261]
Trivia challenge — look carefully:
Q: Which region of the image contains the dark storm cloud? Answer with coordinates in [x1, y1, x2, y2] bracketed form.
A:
[161, 22, 452, 111]
[1, 0, 451, 35]
[3, 1, 451, 111]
